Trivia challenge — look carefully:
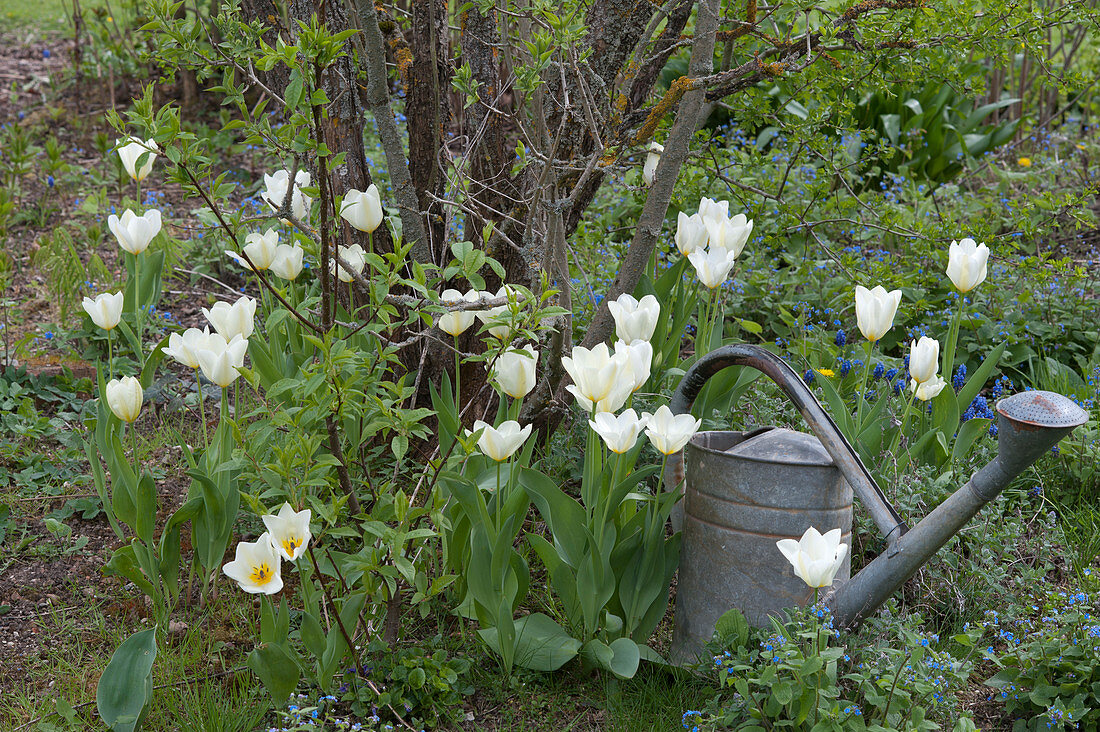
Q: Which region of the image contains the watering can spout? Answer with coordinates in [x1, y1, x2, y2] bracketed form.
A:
[824, 389, 1087, 628]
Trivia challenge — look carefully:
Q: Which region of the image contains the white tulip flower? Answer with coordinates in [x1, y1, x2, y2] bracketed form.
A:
[196, 334, 249, 388]
[642, 142, 663, 186]
[339, 185, 384, 233]
[705, 212, 753, 258]
[82, 291, 124, 331]
[331, 244, 366, 283]
[946, 238, 990, 293]
[108, 209, 162, 255]
[105, 376, 143, 423]
[490, 345, 538, 399]
[562, 342, 635, 414]
[471, 419, 532, 462]
[776, 526, 848, 589]
[607, 293, 660, 344]
[269, 244, 305, 281]
[476, 286, 522, 339]
[911, 374, 948, 402]
[263, 169, 312, 223]
[438, 288, 479, 336]
[203, 296, 256, 341]
[697, 197, 730, 225]
[675, 212, 708, 256]
[854, 285, 902, 342]
[222, 532, 283, 594]
[589, 409, 649, 454]
[227, 229, 279, 271]
[687, 246, 739, 289]
[614, 339, 652, 393]
[641, 404, 701, 455]
[117, 136, 158, 182]
[261, 503, 312, 562]
[162, 327, 214, 369]
[908, 336, 940, 385]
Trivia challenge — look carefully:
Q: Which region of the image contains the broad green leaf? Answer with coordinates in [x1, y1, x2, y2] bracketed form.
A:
[96, 628, 157, 732]
[248, 643, 301, 706]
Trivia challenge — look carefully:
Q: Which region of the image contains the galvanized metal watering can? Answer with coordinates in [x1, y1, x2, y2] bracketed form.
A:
[668, 344, 1087, 663]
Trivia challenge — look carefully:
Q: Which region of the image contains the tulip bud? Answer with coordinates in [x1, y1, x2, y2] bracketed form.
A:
[946, 238, 990, 293]
[476, 286, 522, 339]
[269, 244, 305, 281]
[589, 409, 649, 454]
[222, 533, 283, 594]
[614, 339, 652, 393]
[117, 136, 158, 182]
[776, 526, 848, 589]
[331, 244, 366, 283]
[641, 404, 701, 455]
[108, 209, 162, 255]
[105, 376, 143, 423]
[470, 419, 532, 462]
[227, 229, 279, 271]
[854, 285, 902, 342]
[490, 345, 538, 399]
[607, 294, 660, 344]
[438, 289, 479, 337]
[261, 503, 312, 562]
[203, 296, 256, 341]
[675, 212, 708, 256]
[263, 169, 312, 224]
[688, 246, 739, 289]
[196, 334, 249, 388]
[339, 185, 384, 233]
[82, 291, 124, 331]
[911, 374, 947, 402]
[705, 213, 753, 258]
[697, 197, 730, 224]
[908, 336, 940, 385]
[642, 142, 663, 186]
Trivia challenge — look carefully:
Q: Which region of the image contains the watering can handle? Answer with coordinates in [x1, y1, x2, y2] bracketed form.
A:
[670, 344, 908, 545]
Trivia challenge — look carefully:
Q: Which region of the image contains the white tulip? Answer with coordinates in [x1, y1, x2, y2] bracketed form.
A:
[339, 185, 384, 233]
[776, 526, 848, 589]
[946, 238, 990, 293]
[227, 228, 279, 271]
[476, 286, 521, 339]
[642, 142, 663, 186]
[911, 374, 948, 402]
[269, 244, 305, 281]
[908, 336, 940, 385]
[471, 419, 532, 462]
[562, 342, 635, 414]
[162, 327, 214, 369]
[203, 296, 256, 341]
[697, 197, 730, 225]
[117, 136, 158, 182]
[675, 212, 708, 256]
[589, 409, 649, 454]
[614, 339, 652, 393]
[607, 293, 660, 343]
[642, 404, 701, 455]
[82, 291, 123, 331]
[108, 209, 162, 255]
[490, 345, 538, 399]
[196, 334, 249, 388]
[261, 503, 312, 563]
[105, 376, 143, 423]
[331, 244, 366, 283]
[687, 246, 739, 289]
[438, 288, 479, 337]
[854, 285, 902, 342]
[705, 212, 753, 258]
[263, 169, 312, 223]
[222, 532, 283, 594]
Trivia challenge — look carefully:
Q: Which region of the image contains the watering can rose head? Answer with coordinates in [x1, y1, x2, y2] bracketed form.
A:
[776, 526, 848, 589]
[223, 532, 283, 594]
[946, 238, 989, 293]
[854, 285, 902, 342]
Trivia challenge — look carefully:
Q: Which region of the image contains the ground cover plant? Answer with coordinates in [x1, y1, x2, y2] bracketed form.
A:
[1, 0, 1100, 729]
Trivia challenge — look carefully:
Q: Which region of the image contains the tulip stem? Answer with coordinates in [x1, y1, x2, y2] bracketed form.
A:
[196, 366, 208, 451]
[134, 253, 143, 357]
[107, 329, 115, 382]
[942, 296, 963, 380]
[856, 339, 874, 427]
[453, 341, 461, 419]
[495, 461, 503, 534]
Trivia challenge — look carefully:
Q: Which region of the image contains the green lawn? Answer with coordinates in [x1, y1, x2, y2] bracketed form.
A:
[1, 0, 103, 32]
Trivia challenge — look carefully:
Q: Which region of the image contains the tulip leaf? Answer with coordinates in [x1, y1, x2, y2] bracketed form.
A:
[481, 613, 581, 672]
[104, 544, 156, 600]
[248, 643, 301, 706]
[957, 341, 1007, 410]
[952, 418, 992, 464]
[96, 627, 157, 732]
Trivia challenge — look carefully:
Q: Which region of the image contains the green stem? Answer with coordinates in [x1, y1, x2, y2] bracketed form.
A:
[856, 339, 874, 427]
[107, 328, 115, 381]
[134, 253, 143, 361]
[453, 340, 462, 419]
[942, 297, 963, 379]
[495, 460, 502, 534]
[887, 389, 917, 464]
[196, 366, 208, 451]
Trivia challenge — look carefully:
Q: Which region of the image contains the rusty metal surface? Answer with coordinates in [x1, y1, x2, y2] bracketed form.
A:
[997, 390, 1088, 429]
[671, 430, 853, 663]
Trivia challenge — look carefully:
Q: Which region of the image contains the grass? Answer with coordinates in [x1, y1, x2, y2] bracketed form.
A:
[2, 0, 78, 32]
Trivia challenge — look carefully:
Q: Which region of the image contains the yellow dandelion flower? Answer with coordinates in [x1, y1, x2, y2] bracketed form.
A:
[1017, 157, 1032, 167]
[816, 368, 835, 378]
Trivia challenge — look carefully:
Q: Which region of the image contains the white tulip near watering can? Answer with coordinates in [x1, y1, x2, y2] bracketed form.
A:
[666, 344, 1087, 663]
